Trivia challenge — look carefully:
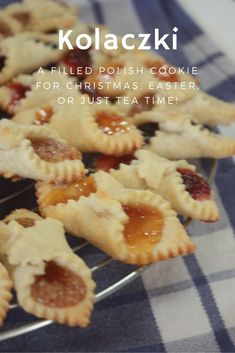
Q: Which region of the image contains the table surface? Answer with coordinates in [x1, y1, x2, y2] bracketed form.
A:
[179, 0, 235, 140]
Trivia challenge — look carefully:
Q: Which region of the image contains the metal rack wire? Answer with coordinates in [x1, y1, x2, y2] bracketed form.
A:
[0, 159, 218, 343]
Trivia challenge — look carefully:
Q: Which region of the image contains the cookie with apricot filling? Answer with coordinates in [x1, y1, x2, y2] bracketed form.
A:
[36, 171, 195, 265]
[14, 100, 144, 156]
[0, 119, 85, 182]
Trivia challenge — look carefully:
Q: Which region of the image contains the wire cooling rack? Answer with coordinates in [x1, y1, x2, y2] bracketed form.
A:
[0, 158, 218, 343]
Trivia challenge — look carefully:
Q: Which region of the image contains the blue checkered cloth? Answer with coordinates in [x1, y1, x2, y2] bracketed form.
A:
[1, 0, 235, 352]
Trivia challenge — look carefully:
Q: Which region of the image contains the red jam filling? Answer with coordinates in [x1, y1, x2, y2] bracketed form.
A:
[31, 261, 87, 308]
[129, 92, 155, 116]
[7, 82, 31, 106]
[96, 111, 130, 135]
[63, 48, 92, 79]
[94, 154, 135, 171]
[177, 168, 211, 201]
[145, 60, 180, 82]
[30, 137, 81, 163]
[123, 204, 164, 254]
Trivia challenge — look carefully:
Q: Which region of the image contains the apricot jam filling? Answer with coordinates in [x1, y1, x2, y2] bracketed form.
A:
[86, 61, 124, 84]
[42, 176, 96, 207]
[7, 82, 31, 106]
[100, 61, 124, 76]
[12, 11, 31, 26]
[0, 21, 12, 37]
[83, 61, 124, 99]
[129, 92, 155, 116]
[145, 60, 180, 82]
[94, 154, 135, 172]
[123, 204, 164, 254]
[177, 168, 211, 201]
[34, 106, 53, 125]
[16, 217, 36, 228]
[5, 217, 35, 228]
[29, 137, 81, 163]
[31, 261, 87, 308]
[96, 111, 130, 135]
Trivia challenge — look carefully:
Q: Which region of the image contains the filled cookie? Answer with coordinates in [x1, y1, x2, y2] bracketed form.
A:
[0, 119, 85, 182]
[0, 262, 12, 326]
[0, 32, 64, 84]
[0, 209, 95, 327]
[107, 150, 219, 221]
[122, 110, 235, 159]
[117, 84, 235, 126]
[36, 171, 195, 265]
[0, 70, 76, 115]
[2, 0, 77, 34]
[13, 99, 144, 155]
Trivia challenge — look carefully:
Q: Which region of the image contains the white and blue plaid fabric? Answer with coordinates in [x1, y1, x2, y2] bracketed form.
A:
[1, 0, 235, 352]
